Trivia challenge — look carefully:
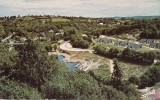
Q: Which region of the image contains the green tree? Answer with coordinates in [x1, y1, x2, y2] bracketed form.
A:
[111, 59, 123, 89]
[0, 43, 16, 76]
[10, 39, 56, 90]
[101, 86, 127, 100]
[73, 71, 101, 100]
[128, 75, 140, 85]
[0, 77, 41, 99]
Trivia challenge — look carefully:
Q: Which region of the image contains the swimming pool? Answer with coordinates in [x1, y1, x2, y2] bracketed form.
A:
[57, 55, 65, 61]
[57, 55, 79, 71]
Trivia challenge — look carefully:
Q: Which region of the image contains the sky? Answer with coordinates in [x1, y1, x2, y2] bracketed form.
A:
[0, 0, 159, 17]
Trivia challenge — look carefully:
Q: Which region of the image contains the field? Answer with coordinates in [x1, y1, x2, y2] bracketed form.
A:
[52, 17, 70, 22]
[63, 51, 110, 65]
[118, 61, 152, 79]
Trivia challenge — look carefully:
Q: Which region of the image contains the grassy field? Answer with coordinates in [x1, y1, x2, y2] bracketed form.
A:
[52, 17, 70, 22]
[118, 61, 152, 79]
[138, 46, 160, 53]
[63, 51, 110, 65]
[89, 65, 111, 81]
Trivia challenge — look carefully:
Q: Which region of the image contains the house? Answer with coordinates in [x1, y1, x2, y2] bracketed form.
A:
[146, 39, 154, 44]
[99, 23, 104, 25]
[114, 41, 121, 46]
[98, 39, 112, 44]
[149, 43, 160, 49]
[157, 43, 160, 49]
[149, 43, 158, 48]
[140, 39, 147, 44]
[127, 43, 142, 50]
[119, 41, 128, 47]
[154, 59, 160, 63]
[103, 39, 113, 44]
[99, 35, 105, 38]
[134, 44, 142, 50]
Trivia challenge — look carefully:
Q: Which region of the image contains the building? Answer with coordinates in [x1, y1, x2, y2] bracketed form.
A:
[140, 39, 147, 44]
[157, 43, 160, 49]
[99, 23, 104, 25]
[149, 43, 160, 49]
[114, 41, 128, 47]
[98, 39, 112, 44]
[146, 39, 154, 44]
[140, 39, 154, 44]
[149, 43, 158, 48]
[119, 41, 128, 46]
[114, 41, 121, 46]
[128, 43, 142, 50]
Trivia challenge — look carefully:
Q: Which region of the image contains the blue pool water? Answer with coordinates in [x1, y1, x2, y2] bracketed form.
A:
[58, 55, 65, 61]
[57, 55, 79, 71]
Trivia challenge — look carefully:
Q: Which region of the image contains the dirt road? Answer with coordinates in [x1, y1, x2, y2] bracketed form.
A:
[109, 59, 114, 74]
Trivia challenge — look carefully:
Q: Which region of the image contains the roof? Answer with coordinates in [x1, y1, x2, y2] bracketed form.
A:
[128, 42, 141, 49]
[147, 39, 154, 43]
[148, 89, 160, 100]
[157, 43, 160, 48]
[114, 41, 121, 45]
[98, 39, 112, 44]
[140, 38, 147, 42]
[119, 41, 128, 46]
[149, 43, 158, 47]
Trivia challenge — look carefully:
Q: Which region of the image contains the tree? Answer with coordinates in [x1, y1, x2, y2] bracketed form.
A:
[0, 43, 16, 76]
[111, 59, 123, 89]
[128, 75, 140, 85]
[94, 44, 107, 55]
[0, 77, 41, 99]
[107, 48, 120, 58]
[101, 86, 127, 100]
[10, 39, 56, 90]
[73, 71, 101, 100]
[139, 65, 160, 88]
[41, 75, 76, 99]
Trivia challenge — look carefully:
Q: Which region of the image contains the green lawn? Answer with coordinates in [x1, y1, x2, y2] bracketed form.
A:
[118, 61, 152, 79]
[138, 46, 160, 53]
[52, 17, 70, 22]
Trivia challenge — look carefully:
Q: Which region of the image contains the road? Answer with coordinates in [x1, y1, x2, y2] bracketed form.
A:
[60, 41, 94, 52]
[59, 41, 114, 72]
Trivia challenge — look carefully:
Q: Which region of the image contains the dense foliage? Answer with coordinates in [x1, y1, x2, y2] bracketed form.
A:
[0, 40, 141, 99]
[94, 45, 155, 65]
[0, 15, 159, 99]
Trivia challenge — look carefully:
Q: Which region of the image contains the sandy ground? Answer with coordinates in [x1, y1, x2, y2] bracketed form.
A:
[60, 41, 94, 52]
[109, 59, 114, 74]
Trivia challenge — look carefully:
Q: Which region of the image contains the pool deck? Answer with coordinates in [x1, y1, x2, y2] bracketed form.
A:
[49, 51, 102, 71]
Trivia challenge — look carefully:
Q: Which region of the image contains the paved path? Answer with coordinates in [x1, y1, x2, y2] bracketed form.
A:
[60, 41, 94, 52]
[1, 33, 16, 42]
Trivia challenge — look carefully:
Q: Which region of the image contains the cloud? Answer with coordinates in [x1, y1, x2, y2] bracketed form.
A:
[0, 0, 159, 17]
